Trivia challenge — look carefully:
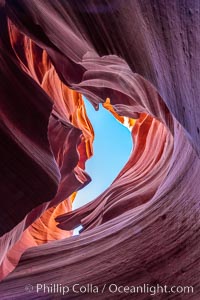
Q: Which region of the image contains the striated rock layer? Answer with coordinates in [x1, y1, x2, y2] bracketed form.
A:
[0, 0, 200, 299]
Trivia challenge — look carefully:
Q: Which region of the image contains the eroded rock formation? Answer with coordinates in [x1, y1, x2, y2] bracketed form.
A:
[0, 1, 200, 299]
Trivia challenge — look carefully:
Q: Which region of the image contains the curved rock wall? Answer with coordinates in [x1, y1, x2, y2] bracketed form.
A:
[0, 1, 200, 299]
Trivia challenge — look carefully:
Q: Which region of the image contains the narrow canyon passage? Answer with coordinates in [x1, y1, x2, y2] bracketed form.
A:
[0, 1, 200, 299]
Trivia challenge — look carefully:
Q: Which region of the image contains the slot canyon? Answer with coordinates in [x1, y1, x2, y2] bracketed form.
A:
[0, 1, 200, 299]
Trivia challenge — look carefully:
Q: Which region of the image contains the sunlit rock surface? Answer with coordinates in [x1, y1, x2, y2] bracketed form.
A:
[0, 0, 200, 299]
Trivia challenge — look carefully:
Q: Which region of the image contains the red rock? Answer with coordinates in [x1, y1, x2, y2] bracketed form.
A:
[0, 1, 200, 299]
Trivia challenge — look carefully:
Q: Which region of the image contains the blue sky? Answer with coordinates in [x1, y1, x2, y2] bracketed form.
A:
[73, 98, 132, 209]
[72, 97, 132, 233]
